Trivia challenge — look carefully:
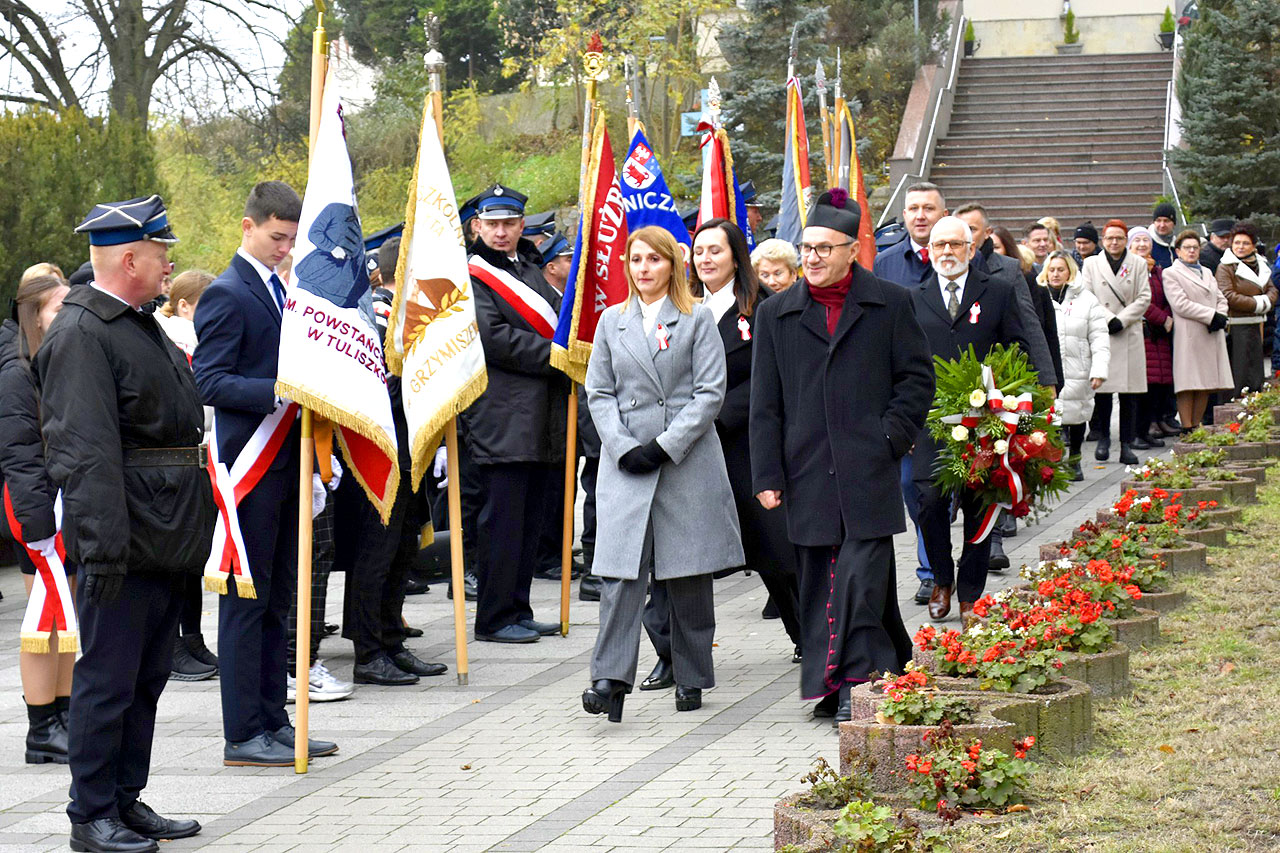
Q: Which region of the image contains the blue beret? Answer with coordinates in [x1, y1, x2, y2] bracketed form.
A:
[75, 195, 178, 246]
[475, 183, 527, 219]
[540, 234, 573, 266]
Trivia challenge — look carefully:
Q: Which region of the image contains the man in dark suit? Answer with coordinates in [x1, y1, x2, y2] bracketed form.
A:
[193, 181, 337, 767]
[910, 216, 1032, 624]
[751, 189, 934, 725]
[463, 184, 568, 644]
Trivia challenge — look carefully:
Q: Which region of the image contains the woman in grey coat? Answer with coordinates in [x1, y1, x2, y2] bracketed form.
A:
[583, 226, 744, 722]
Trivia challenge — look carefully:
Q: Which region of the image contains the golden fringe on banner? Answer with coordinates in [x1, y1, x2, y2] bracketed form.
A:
[550, 111, 609, 386]
[407, 369, 488, 490]
[276, 381, 402, 525]
[204, 576, 228, 595]
[385, 94, 430, 377]
[719, 128, 742, 232]
[19, 633, 80, 654]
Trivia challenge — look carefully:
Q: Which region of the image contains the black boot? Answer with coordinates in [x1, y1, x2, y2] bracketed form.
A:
[181, 633, 218, 670]
[55, 695, 70, 729]
[1119, 443, 1139, 465]
[170, 635, 216, 682]
[833, 684, 852, 727]
[26, 700, 68, 764]
[583, 679, 627, 722]
[1095, 437, 1111, 461]
[988, 533, 1010, 572]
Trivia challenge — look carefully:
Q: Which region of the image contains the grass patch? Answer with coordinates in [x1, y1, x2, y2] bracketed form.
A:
[944, 484, 1280, 851]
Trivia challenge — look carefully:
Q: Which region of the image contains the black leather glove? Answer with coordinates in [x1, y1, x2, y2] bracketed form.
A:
[83, 571, 124, 606]
[1208, 312, 1228, 333]
[1107, 317, 1124, 335]
[618, 438, 670, 474]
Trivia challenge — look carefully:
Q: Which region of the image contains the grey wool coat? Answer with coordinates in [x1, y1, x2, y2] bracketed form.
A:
[586, 297, 744, 581]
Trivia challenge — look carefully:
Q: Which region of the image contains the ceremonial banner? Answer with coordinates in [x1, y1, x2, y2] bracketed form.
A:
[835, 100, 876, 269]
[277, 70, 400, 521]
[776, 75, 812, 245]
[697, 126, 755, 249]
[386, 92, 488, 488]
[618, 127, 690, 250]
[551, 113, 630, 384]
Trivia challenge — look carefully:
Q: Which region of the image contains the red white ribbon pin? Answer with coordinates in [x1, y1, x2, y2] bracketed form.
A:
[737, 316, 751, 341]
[655, 323, 670, 350]
[968, 302, 981, 324]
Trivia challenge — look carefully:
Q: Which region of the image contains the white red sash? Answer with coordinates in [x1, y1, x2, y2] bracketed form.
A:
[468, 256, 558, 339]
[204, 401, 299, 598]
[4, 486, 77, 654]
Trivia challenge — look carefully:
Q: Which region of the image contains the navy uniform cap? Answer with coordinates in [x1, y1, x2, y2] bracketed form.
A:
[539, 233, 573, 266]
[523, 210, 557, 238]
[75, 195, 178, 246]
[740, 180, 758, 205]
[459, 191, 484, 225]
[475, 184, 528, 220]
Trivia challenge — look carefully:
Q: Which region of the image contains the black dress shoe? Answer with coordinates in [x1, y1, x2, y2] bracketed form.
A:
[476, 624, 539, 643]
[640, 658, 674, 691]
[582, 679, 627, 722]
[913, 579, 934, 605]
[404, 577, 431, 596]
[578, 573, 602, 602]
[988, 535, 1010, 572]
[121, 800, 201, 840]
[1160, 418, 1183, 435]
[269, 724, 339, 757]
[1144, 434, 1165, 447]
[322, 623, 339, 637]
[392, 649, 448, 677]
[1095, 437, 1111, 460]
[832, 685, 852, 727]
[1119, 443, 1139, 465]
[224, 732, 294, 767]
[70, 818, 158, 853]
[792, 645, 802, 663]
[674, 685, 702, 711]
[813, 692, 838, 718]
[517, 618, 559, 636]
[354, 654, 420, 685]
[761, 596, 780, 619]
[448, 571, 479, 601]
[403, 624, 424, 638]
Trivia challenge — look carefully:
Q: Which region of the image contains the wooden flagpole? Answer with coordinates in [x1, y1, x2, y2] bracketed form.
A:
[295, 0, 329, 776]
[833, 49, 847, 190]
[560, 36, 607, 636]
[424, 14, 470, 685]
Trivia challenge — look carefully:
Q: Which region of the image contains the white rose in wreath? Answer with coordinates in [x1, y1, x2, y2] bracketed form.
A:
[969, 389, 986, 407]
[1003, 396, 1019, 411]
[993, 439, 1009, 455]
[951, 425, 969, 441]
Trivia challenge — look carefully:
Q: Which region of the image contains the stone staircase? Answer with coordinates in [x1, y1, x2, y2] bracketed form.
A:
[930, 52, 1174, 234]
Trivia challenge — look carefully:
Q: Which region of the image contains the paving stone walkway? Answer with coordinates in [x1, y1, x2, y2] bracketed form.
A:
[0, 446, 1155, 852]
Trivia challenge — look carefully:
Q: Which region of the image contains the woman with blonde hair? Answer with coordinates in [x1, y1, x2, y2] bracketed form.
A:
[582, 225, 743, 721]
[156, 269, 215, 359]
[0, 273, 76, 762]
[750, 238, 800, 293]
[1038, 251, 1109, 479]
[21, 263, 64, 284]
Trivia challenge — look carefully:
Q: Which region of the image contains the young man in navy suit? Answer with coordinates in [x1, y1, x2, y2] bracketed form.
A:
[193, 182, 338, 767]
[909, 216, 1031, 624]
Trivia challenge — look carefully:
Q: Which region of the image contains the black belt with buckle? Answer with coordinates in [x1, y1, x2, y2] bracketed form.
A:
[122, 446, 209, 467]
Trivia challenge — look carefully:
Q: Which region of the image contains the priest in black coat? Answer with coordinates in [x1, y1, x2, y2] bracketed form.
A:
[750, 190, 934, 724]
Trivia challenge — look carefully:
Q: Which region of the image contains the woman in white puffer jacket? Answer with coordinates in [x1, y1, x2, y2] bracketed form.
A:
[1038, 250, 1110, 481]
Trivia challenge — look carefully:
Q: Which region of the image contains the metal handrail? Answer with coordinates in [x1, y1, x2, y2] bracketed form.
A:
[1162, 31, 1185, 221]
[878, 3, 966, 227]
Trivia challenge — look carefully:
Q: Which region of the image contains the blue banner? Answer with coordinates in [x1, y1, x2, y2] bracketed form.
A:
[618, 128, 692, 249]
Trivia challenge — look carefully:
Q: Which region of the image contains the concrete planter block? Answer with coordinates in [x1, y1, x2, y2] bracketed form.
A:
[1266, 439, 1280, 458]
[1213, 403, 1244, 425]
[773, 794, 838, 851]
[1172, 441, 1265, 460]
[1108, 607, 1160, 648]
[1137, 588, 1187, 614]
[1150, 539, 1208, 573]
[1221, 464, 1267, 485]
[838, 715, 1017, 790]
[1200, 506, 1242, 526]
[1197, 476, 1257, 504]
[1057, 644, 1130, 698]
[1179, 524, 1228, 547]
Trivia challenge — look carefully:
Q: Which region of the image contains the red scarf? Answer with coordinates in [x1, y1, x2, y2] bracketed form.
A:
[808, 269, 854, 334]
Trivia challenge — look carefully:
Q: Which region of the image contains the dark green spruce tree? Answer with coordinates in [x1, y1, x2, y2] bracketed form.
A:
[1173, 0, 1280, 224]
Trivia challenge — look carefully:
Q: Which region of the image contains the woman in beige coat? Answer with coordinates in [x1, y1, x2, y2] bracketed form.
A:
[1163, 230, 1233, 430]
[1216, 221, 1277, 397]
[1081, 219, 1151, 465]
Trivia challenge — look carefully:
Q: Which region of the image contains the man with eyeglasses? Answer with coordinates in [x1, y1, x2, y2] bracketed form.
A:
[751, 188, 934, 727]
[909, 216, 1032, 625]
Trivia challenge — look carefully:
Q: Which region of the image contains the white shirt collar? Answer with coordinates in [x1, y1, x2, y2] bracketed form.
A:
[703, 282, 737, 322]
[639, 294, 667, 334]
[89, 280, 140, 311]
[236, 246, 277, 287]
[938, 269, 969, 308]
[910, 238, 928, 256]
